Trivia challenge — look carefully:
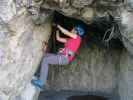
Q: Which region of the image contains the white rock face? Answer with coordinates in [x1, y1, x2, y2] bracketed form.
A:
[0, 0, 16, 22]
[20, 83, 40, 100]
[0, 2, 52, 98]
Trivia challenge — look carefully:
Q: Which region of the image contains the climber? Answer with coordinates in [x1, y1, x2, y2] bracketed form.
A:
[31, 24, 85, 90]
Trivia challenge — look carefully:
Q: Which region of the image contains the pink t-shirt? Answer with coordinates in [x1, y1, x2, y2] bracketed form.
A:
[64, 35, 81, 62]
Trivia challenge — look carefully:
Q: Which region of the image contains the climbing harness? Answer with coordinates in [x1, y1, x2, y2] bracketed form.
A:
[58, 48, 75, 58]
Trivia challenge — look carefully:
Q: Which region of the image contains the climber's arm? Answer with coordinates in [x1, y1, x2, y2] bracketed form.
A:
[57, 25, 77, 39]
[56, 30, 67, 43]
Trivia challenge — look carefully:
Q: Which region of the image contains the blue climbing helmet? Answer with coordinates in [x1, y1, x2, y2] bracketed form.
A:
[74, 25, 85, 37]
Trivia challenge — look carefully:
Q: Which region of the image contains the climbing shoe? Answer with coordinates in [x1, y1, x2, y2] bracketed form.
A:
[31, 79, 44, 90]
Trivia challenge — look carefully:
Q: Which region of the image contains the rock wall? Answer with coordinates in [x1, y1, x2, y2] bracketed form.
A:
[0, 0, 52, 99]
[119, 7, 133, 99]
[0, 0, 133, 100]
[119, 4, 133, 100]
[121, 10, 133, 55]
[48, 47, 121, 94]
[119, 50, 133, 100]
[0, 0, 16, 22]
[40, 0, 123, 23]
[41, 1, 133, 99]
[47, 47, 133, 100]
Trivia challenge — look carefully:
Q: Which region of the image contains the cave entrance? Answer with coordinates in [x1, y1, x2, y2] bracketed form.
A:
[48, 11, 124, 54]
[38, 11, 123, 100]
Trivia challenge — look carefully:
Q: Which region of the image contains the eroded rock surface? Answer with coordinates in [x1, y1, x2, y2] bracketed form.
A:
[0, 0, 133, 100]
[48, 47, 121, 94]
[0, 0, 52, 99]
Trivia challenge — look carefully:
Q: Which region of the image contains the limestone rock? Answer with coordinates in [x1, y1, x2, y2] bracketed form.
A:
[0, 0, 16, 22]
[81, 7, 94, 22]
[48, 48, 121, 94]
[61, 7, 78, 16]
[119, 50, 133, 100]
[72, 0, 93, 8]
[40, 0, 123, 24]
[0, 0, 133, 100]
[121, 10, 133, 55]
[16, 83, 40, 100]
[0, 11, 52, 99]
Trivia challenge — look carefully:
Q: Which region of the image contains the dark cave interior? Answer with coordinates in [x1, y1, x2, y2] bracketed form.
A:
[48, 11, 124, 53]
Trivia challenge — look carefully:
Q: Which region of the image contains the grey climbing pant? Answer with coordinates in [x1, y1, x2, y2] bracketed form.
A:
[40, 53, 69, 85]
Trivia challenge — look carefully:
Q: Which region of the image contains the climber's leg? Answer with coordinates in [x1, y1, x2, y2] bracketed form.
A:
[31, 53, 69, 89]
[40, 53, 69, 84]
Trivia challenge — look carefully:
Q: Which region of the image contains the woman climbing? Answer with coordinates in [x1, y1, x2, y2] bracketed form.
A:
[31, 24, 85, 90]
